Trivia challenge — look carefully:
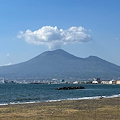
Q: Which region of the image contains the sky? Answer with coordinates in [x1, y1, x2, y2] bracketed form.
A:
[0, 0, 120, 66]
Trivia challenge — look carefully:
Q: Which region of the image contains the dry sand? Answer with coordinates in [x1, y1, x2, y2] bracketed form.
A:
[0, 97, 120, 120]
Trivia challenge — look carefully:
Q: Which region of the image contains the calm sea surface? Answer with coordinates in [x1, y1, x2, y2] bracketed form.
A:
[0, 84, 120, 105]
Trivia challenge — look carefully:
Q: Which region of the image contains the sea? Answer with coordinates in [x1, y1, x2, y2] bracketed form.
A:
[0, 84, 120, 105]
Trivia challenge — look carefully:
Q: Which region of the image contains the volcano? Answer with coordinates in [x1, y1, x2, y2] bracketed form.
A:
[0, 49, 120, 80]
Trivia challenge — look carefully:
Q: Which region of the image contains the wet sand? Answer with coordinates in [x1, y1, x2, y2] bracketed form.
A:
[0, 97, 120, 120]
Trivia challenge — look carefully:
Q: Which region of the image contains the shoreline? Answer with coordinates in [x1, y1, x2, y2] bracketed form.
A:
[0, 93, 120, 106]
[0, 97, 120, 120]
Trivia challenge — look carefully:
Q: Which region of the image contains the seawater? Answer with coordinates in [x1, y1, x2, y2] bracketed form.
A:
[0, 84, 120, 105]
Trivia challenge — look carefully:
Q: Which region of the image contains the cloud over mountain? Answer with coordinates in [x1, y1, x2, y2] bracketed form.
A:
[18, 26, 92, 50]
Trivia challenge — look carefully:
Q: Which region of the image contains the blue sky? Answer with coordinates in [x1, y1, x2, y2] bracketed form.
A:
[0, 0, 120, 66]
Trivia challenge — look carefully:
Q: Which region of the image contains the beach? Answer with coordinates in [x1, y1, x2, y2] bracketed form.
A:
[0, 97, 120, 120]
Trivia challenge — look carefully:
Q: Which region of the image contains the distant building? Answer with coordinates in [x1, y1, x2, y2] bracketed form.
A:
[60, 79, 67, 84]
[109, 79, 116, 84]
[73, 81, 79, 84]
[50, 78, 58, 84]
[0, 78, 5, 84]
[116, 80, 120, 84]
[92, 78, 101, 84]
[101, 80, 110, 84]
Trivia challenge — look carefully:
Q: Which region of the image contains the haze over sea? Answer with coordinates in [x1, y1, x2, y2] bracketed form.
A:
[1, 84, 120, 105]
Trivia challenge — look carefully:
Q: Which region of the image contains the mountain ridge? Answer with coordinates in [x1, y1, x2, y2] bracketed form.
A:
[0, 49, 120, 80]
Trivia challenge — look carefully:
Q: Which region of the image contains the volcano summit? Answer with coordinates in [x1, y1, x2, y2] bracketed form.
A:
[0, 49, 120, 80]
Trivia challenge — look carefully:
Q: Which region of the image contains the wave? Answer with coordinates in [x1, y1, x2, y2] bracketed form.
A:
[46, 94, 120, 102]
[1, 94, 120, 106]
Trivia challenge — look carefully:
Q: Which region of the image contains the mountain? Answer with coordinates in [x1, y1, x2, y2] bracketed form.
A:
[0, 49, 120, 80]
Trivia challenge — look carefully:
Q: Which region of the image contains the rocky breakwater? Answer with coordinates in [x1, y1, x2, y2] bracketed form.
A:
[56, 86, 85, 90]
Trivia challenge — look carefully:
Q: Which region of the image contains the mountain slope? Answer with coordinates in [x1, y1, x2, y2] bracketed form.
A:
[0, 49, 120, 79]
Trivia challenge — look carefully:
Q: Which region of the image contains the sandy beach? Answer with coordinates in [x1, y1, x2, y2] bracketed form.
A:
[0, 97, 120, 120]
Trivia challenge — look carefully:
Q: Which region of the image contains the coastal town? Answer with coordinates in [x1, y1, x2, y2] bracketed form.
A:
[0, 77, 120, 85]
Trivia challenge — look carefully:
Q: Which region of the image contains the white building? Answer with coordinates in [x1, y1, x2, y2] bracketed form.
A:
[109, 79, 116, 84]
[73, 81, 79, 84]
[92, 78, 101, 84]
[92, 80, 99, 84]
[0, 78, 5, 84]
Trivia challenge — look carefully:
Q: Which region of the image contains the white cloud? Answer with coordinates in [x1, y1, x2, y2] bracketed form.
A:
[18, 26, 92, 50]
